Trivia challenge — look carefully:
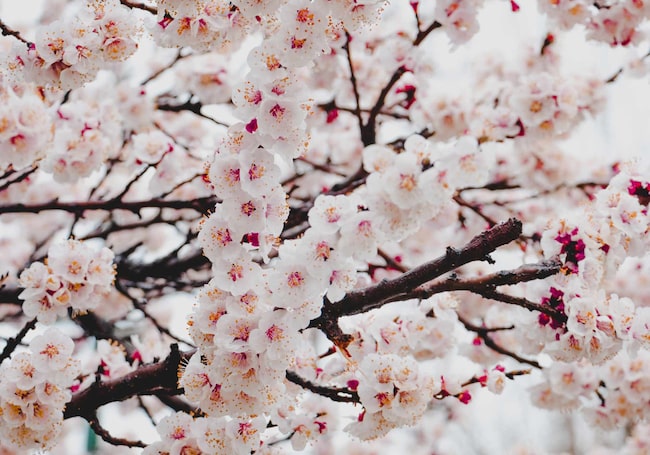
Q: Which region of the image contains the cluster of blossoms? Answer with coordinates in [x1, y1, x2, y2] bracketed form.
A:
[143, 411, 267, 455]
[347, 353, 437, 439]
[341, 296, 460, 361]
[336, 296, 510, 439]
[540, 162, 650, 285]
[192, 125, 495, 441]
[0, 75, 142, 180]
[531, 348, 650, 429]
[338, 303, 451, 437]
[595, 167, 650, 257]
[512, 162, 650, 426]
[43, 94, 122, 182]
[19, 239, 116, 324]
[152, 0, 253, 53]
[539, 0, 650, 46]
[180, 1, 388, 448]
[0, 328, 80, 451]
[0, 83, 53, 171]
[362, 135, 491, 240]
[529, 163, 649, 362]
[185, 0, 497, 447]
[432, 0, 486, 43]
[503, 72, 603, 139]
[9, 0, 141, 89]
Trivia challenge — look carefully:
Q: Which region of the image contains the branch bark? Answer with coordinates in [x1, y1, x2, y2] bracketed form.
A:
[312, 218, 522, 327]
[64, 344, 191, 420]
[0, 196, 217, 216]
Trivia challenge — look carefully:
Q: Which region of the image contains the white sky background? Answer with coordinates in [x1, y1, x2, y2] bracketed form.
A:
[1, 0, 649, 454]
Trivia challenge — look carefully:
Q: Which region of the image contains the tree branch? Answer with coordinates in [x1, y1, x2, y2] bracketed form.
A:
[0, 318, 36, 364]
[361, 65, 408, 145]
[0, 196, 217, 216]
[119, 0, 157, 14]
[397, 257, 566, 321]
[88, 414, 147, 448]
[0, 18, 30, 45]
[413, 20, 442, 46]
[313, 218, 523, 327]
[285, 370, 359, 403]
[459, 316, 541, 368]
[64, 344, 192, 420]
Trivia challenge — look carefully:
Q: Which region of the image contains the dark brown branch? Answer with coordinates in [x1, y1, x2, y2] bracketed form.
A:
[119, 0, 157, 14]
[462, 369, 530, 387]
[117, 249, 209, 283]
[453, 194, 499, 227]
[142, 49, 188, 85]
[475, 289, 566, 323]
[434, 369, 530, 400]
[0, 196, 216, 216]
[398, 257, 565, 321]
[65, 350, 355, 424]
[361, 65, 407, 145]
[88, 414, 147, 448]
[312, 218, 522, 327]
[357, 20, 442, 146]
[0, 18, 30, 45]
[122, 287, 195, 347]
[156, 96, 230, 126]
[296, 157, 347, 177]
[0, 166, 37, 193]
[72, 312, 138, 359]
[320, 103, 410, 120]
[377, 248, 409, 273]
[0, 287, 21, 305]
[326, 164, 369, 196]
[413, 20, 442, 46]
[605, 48, 649, 83]
[459, 316, 541, 368]
[458, 257, 562, 287]
[64, 344, 192, 419]
[136, 396, 157, 426]
[155, 394, 203, 416]
[343, 31, 364, 136]
[0, 318, 36, 364]
[285, 370, 359, 403]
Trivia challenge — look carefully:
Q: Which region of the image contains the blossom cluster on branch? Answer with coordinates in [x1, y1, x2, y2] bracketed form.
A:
[0, 0, 649, 453]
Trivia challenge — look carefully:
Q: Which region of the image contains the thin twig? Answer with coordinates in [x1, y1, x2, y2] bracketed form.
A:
[286, 370, 359, 403]
[314, 218, 523, 322]
[0, 18, 30, 45]
[398, 257, 565, 321]
[119, 0, 157, 14]
[142, 49, 188, 85]
[459, 315, 541, 368]
[88, 414, 147, 448]
[362, 65, 408, 145]
[0, 166, 38, 193]
[0, 318, 37, 364]
[65, 344, 192, 419]
[343, 31, 364, 136]
[413, 20, 442, 46]
[0, 196, 217, 215]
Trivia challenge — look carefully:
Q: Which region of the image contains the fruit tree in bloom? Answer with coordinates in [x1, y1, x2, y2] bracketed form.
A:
[0, 0, 650, 453]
